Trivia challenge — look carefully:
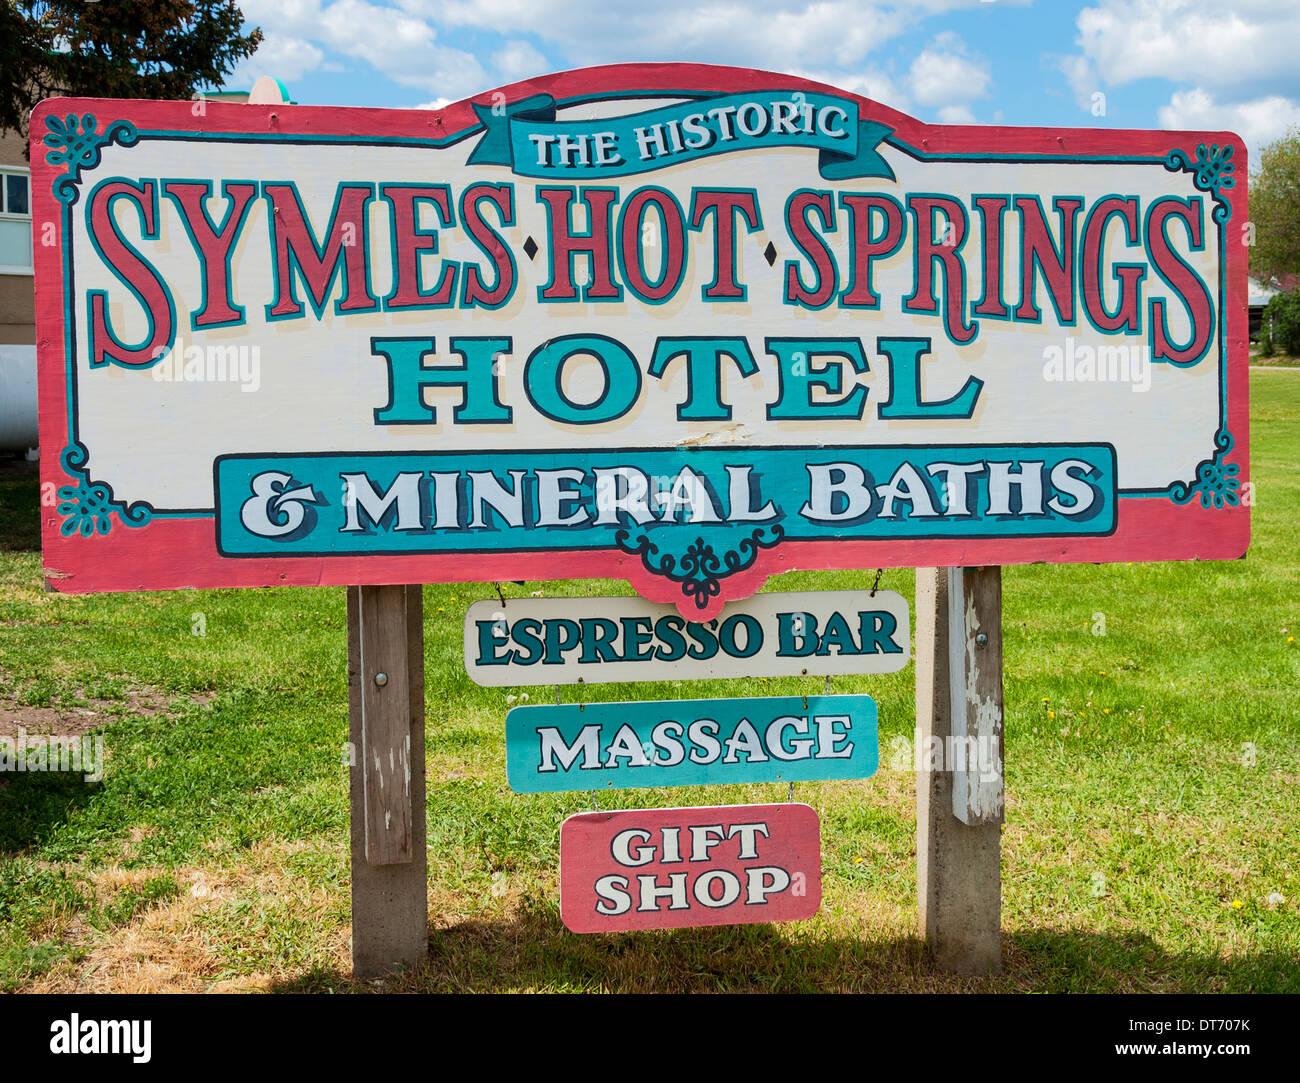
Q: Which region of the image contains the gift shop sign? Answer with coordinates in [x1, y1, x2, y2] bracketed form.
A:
[33, 65, 1249, 615]
[559, 803, 820, 932]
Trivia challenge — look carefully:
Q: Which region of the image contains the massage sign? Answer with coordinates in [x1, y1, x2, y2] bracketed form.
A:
[33, 65, 1248, 934]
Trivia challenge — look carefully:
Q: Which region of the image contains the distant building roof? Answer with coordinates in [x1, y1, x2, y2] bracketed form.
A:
[1249, 275, 1279, 307]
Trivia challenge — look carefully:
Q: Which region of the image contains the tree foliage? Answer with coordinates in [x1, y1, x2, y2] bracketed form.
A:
[1263, 289, 1300, 356]
[1249, 128, 1300, 284]
[0, 0, 262, 148]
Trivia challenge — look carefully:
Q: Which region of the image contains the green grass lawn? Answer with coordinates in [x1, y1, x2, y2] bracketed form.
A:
[0, 371, 1296, 993]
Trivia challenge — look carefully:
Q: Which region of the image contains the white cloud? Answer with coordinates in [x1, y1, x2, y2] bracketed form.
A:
[789, 68, 908, 111]
[1158, 87, 1300, 162]
[317, 0, 439, 75]
[228, 0, 1029, 109]
[233, 0, 491, 98]
[238, 0, 325, 30]
[493, 40, 552, 82]
[1057, 54, 1097, 112]
[937, 104, 976, 125]
[908, 37, 990, 109]
[407, 1, 1024, 72]
[228, 35, 325, 87]
[1071, 0, 1300, 93]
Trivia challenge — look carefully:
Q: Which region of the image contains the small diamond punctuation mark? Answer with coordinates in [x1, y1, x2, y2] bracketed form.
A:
[523, 237, 538, 260]
[763, 242, 777, 266]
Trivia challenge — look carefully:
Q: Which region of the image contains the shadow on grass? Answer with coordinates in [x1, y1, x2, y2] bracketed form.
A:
[0, 771, 99, 855]
[0, 459, 40, 552]
[271, 900, 1300, 994]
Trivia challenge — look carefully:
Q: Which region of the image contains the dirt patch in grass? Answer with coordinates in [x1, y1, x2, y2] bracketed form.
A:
[0, 688, 215, 738]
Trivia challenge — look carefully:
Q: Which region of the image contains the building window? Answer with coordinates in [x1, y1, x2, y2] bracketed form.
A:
[0, 169, 33, 275]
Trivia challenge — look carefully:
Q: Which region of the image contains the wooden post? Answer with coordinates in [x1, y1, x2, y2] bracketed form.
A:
[347, 584, 427, 978]
[916, 567, 1003, 975]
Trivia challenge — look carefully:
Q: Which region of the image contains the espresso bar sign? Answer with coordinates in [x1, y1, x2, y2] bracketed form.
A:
[34, 65, 1249, 614]
[464, 590, 909, 685]
[559, 803, 821, 933]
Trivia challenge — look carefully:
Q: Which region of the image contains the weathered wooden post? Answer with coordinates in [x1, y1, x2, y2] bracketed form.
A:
[347, 585, 427, 978]
[916, 566, 1004, 974]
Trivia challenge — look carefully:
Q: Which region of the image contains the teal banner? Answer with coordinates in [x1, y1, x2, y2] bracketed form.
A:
[468, 92, 896, 181]
[504, 694, 878, 793]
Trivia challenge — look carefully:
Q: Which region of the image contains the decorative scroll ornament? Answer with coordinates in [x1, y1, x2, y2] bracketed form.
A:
[43, 113, 139, 202]
[615, 526, 785, 609]
[1171, 431, 1239, 509]
[57, 445, 152, 537]
[1164, 142, 1235, 223]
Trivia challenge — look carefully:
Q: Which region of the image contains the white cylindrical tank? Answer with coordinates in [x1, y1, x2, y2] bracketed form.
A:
[0, 344, 38, 451]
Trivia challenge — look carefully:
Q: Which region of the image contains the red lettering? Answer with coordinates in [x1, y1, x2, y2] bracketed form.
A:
[1015, 196, 1082, 324]
[784, 190, 837, 309]
[460, 183, 516, 308]
[689, 189, 761, 300]
[903, 195, 975, 344]
[86, 179, 175, 367]
[161, 180, 256, 329]
[384, 184, 455, 309]
[1081, 196, 1146, 333]
[840, 193, 904, 309]
[264, 182, 376, 319]
[1147, 197, 1214, 365]
[537, 187, 620, 301]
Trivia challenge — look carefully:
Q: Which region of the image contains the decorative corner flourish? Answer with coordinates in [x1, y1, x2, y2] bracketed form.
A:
[1171, 431, 1239, 509]
[43, 113, 140, 203]
[614, 525, 785, 610]
[1164, 142, 1235, 224]
[56, 444, 152, 537]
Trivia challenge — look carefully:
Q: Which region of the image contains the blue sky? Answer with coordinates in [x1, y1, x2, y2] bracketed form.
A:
[223, 0, 1300, 162]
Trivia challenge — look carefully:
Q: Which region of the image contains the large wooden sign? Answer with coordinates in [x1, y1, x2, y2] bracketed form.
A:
[559, 802, 821, 932]
[505, 693, 877, 792]
[464, 590, 909, 685]
[33, 65, 1249, 615]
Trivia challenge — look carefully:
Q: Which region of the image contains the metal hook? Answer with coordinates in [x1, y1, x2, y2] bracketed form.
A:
[870, 568, 883, 597]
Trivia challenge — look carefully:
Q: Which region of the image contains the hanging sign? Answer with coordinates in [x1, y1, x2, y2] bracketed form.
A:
[559, 802, 821, 933]
[504, 693, 877, 793]
[464, 590, 909, 685]
[33, 64, 1249, 615]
